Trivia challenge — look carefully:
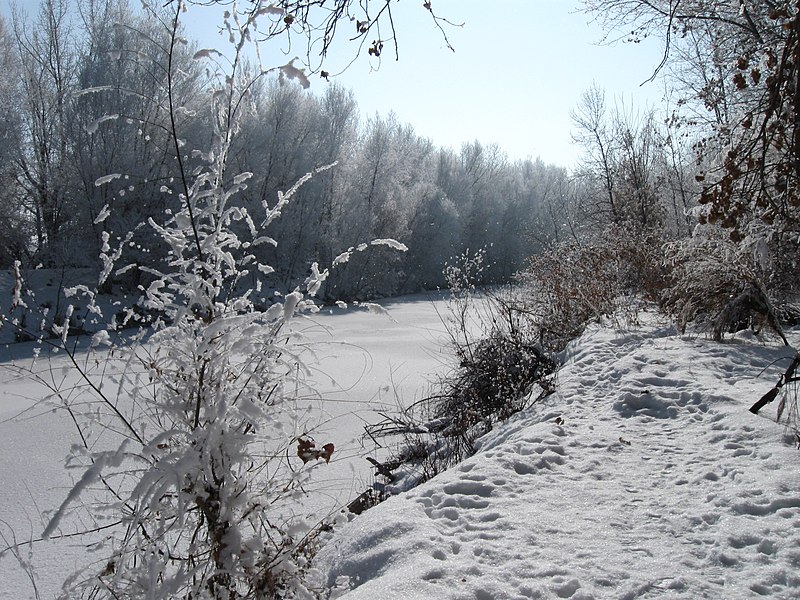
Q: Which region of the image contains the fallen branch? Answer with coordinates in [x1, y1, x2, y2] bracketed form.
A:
[750, 353, 800, 415]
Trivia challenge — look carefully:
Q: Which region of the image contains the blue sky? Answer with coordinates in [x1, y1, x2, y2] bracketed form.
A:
[3, 0, 667, 167]
[187, 0, 663, 167]
[332, 0, 663, 166]
[187, 0, 669, 167]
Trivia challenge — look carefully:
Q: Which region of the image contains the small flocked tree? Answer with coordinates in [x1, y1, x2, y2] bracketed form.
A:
[0, 0, 452, 597]
[31, 3, 338, 597]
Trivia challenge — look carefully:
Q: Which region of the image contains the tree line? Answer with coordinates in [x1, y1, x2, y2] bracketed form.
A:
[1, 0, 713, 305]
[0, 0, 557, 301]
[5, 0, 797, 312]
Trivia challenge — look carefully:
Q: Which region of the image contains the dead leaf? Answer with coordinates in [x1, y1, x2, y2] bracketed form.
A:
[297, 437, 335, 464]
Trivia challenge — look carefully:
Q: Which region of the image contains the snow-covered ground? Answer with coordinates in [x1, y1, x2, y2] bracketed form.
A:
[2, 295, 799, 599]
[0, 292, 451, 599]
[316, 316, 800, 599]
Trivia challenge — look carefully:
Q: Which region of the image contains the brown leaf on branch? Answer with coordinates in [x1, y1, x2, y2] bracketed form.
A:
[296, 437, 335, 464]
[320, 443, 335, 463]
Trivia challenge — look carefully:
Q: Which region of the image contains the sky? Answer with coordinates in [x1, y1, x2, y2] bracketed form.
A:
[1, 0, 668, 168]
[181, 0, 668, 168]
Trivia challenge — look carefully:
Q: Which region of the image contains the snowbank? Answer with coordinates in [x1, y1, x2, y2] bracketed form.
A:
[316, 316, 800, 599]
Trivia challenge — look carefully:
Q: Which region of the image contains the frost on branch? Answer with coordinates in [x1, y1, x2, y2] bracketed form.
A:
[334, 237, 407, 266]
[279, 58, 310, 89]
[94, 173, 122, 187]
[85, 114, 119, 134]
[371, 238, 409, 252]
[93, 204, 111, 224]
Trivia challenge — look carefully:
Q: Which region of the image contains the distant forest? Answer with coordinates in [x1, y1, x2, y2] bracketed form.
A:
[4, 0, 799, 314]
[0, 0, 703, 302]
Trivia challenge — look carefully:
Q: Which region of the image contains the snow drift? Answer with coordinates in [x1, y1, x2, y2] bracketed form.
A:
[316, 315, 800, 599]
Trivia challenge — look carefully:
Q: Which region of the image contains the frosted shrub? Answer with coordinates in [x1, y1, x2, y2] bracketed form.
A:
[31, 121, 336, 600]
[428, 328, 556, 462]
[519, 224, 665, 352]
[366, 253, 556, 489]
[58, 170, 337, 599]
[661, 230, 787, 344]
[0, 3, 409, 598]
[440, 248, 487, 353]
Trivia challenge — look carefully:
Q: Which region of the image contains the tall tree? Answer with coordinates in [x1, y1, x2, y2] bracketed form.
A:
[571, 85, 621, 226]
[585, 0, 800, 294]
[0, 14, 26, 266]
[12, 0, 78, 264]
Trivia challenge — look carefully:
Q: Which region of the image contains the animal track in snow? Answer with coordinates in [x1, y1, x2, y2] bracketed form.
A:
[315, 315, 800, 599]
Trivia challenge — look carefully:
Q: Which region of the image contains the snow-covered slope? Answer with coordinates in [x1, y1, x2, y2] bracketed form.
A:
[316, 317, 800, 599]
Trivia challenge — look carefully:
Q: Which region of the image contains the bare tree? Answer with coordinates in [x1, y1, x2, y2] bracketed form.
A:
[11, 0, 78, 265]
[0, 14, 27, 266]
[571, 85, 619, 225]
[572, 83, 678, 236]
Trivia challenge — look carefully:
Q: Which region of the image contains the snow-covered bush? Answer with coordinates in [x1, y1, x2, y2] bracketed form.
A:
[49, 164, 339, 598]
[661, 230, 787, 344]
[518, 224, 665, 352]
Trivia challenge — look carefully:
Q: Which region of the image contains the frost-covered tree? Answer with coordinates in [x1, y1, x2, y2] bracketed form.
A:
[11, 0, 79, 265]
[69, 0, 206, 283]
[524, 161, 580, 250]
[402, 187, 460, 291]
[0, 14, 27, 267]
[309, 83, 360, 273]
[326, 113, 430, 298]
[584, 0, 800, 297]
[454, 141, 507, 280]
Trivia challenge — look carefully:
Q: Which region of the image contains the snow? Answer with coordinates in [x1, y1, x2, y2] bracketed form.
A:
[192, 48, 224, 61]
[0, 292, 450, 598]
[94, 173, 122, 187]
[1, 293, 799, 598]
[315, 317, 800, 599]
